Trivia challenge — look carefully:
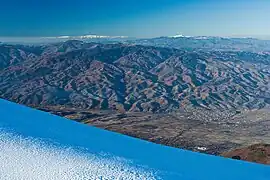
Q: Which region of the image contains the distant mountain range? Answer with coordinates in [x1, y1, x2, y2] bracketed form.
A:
[0, 39, 270, 112]
[2, 35, 270, 51]
[0, 34, 132, 45]
[128, 36, 270, 53]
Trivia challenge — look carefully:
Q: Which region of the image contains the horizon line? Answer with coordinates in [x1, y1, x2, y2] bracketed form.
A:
[1, 34, 270, 42]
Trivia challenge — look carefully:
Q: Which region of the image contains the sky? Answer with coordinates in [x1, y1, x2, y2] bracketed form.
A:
[1, 0, 270, 38]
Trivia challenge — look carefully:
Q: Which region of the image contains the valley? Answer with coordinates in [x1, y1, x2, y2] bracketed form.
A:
[34, 105, 270, 160]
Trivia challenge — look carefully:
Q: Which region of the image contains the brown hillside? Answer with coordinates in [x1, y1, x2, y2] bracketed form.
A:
[222, 144, 270, 165]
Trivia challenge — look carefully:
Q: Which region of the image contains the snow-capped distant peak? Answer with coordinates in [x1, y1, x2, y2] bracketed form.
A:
[79, 35, 110, 39]
[168, 34, 191, 38]
[169, 34, 184, 38]
[57, 36, 71, 39]
[52, 34, 129, 39]
[40, 34, 129, 41]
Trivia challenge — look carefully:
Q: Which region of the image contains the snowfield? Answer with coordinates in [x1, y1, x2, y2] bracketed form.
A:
[0, 131, 157, 180]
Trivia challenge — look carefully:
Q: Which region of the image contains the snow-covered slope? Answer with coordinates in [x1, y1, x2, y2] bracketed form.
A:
[0, 99, 269, 180]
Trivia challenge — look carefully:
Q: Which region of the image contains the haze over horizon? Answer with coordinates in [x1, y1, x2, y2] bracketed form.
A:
[1, 0, 270, 38]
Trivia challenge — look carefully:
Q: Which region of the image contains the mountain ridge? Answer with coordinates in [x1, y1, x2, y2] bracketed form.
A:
[0, 40, 270, 112]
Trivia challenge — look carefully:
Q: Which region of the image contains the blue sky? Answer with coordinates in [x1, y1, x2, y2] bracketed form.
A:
[1, 0, 270, 38]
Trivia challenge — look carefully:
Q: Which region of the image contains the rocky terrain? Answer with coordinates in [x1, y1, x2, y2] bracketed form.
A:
[0, 40, 270, 112]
